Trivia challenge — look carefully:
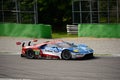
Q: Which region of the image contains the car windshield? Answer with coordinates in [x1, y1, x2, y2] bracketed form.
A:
[56, 41, 77, 48]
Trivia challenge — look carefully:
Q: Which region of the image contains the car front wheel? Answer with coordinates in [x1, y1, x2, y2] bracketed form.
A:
[61, 50, 72, 60]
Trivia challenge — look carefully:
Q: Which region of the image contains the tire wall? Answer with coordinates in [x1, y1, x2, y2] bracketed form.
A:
[78, 24, 120, 38]
[0, 23, 52, 38]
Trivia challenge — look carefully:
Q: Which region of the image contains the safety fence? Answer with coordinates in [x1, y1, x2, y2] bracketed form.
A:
[0, 23, 52, 38]
[78, 24, 120, 38]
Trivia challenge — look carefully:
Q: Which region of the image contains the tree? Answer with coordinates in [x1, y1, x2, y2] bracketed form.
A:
[37, 0, 72, 32]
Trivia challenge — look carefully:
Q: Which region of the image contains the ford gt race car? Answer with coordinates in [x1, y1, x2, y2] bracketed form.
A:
[16, 40, 94, 60]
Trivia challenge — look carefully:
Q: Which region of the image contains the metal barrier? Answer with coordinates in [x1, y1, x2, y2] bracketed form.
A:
[66, 25, 78, 34]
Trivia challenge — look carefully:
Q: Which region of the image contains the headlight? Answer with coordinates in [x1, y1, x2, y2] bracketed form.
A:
[73, 49, 79, 52]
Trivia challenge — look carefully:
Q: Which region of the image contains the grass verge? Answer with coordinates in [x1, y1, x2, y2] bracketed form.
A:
[52, 32, 78, 38]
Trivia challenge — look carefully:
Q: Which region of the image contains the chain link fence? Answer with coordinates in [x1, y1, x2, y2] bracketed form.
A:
[0, 0, 38, 24]
[72, 0, 120, 24]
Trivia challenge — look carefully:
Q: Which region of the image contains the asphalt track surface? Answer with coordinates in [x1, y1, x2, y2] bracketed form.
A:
[0, 55, 120, 80]
[0, 37, 120, 80]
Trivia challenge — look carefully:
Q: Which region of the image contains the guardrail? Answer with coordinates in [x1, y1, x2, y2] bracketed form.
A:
[66, 25, 78, 34]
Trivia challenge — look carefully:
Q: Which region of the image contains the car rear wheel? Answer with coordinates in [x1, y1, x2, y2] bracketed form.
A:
[26, 49, 35, 59]
[61, 50, 72, 60]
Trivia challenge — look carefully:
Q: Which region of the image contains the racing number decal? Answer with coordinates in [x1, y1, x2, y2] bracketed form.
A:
[34, 50, 40, 55]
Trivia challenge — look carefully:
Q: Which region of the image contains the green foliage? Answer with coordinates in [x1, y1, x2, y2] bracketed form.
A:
[37, 0, 72, 32]
[1, 0, 119, 33]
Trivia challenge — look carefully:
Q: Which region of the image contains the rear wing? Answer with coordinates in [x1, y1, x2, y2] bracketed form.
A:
[16, 39, 38, 47]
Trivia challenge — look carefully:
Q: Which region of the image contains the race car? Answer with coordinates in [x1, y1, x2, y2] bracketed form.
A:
[16, 39, 94, 60]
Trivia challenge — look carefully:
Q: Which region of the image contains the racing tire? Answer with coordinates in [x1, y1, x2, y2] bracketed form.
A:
[61, 50, 72, 60]
[26, 49, 35, 59]
[21, 54, 25, 57]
